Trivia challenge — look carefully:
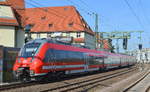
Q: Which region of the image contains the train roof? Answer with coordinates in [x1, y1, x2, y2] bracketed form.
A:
[26, 38, 134, 58]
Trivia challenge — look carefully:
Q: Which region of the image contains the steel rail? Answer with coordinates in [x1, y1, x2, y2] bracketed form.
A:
[123, 71, 150, 92]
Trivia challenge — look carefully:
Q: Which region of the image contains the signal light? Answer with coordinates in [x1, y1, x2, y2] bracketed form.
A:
[123, 38, 128, 50]
[139, 44, 142, 50]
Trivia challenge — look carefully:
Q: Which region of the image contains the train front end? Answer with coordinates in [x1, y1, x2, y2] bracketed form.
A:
[13, 40, 44, 81]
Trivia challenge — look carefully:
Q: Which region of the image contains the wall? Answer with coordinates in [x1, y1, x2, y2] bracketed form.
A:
[29, 32, 84, 38]
[27, 32, 95, 49]
[0, 5, 14, 18]
[16, 30, 25, 48]
[0, 46, 20, 83]
[133, 48, 150, 63]
[0, 26, 15, 47]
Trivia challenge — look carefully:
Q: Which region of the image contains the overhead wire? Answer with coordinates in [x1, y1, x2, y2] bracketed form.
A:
[123, 0, 144, 29]
[131, 0, 149, 48]
[137, 0, 150, 47]
[66, 0, 93, 15]
[26, 0, 67, 19]
[78, 0, 95, 14]
[26, 0, 92, 31]
[138, 0, 150, 25]
[78, 0, 118, 31]
[74, 0, 117, 49]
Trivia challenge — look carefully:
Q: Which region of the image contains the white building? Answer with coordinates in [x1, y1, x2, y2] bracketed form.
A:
[132, 48, 150, 63]
[18, 6, 96, 49]
[0, 0, 25, 48]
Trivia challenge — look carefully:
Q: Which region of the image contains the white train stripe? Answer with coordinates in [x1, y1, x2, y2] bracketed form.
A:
[66, 69, 86, 74]
[42, 65, 85, 69]
[65, 68, 99, 74]
[87, 68, 99, 71]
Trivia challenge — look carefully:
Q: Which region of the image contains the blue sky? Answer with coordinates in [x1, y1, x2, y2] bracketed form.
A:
[25, 0, 150, 52]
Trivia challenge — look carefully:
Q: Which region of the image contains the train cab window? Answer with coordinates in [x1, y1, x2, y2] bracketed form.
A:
[19, 43, 41, 58]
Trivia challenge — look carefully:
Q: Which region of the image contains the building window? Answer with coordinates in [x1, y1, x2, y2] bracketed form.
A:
[37, 33, 40, 38]
[77, 32, 81, 38]
[41, 16, 46, 20]
[44, 8, 48, 12]
[68, 22, 73, 27]
[47, 33, 52, 38]
[66, 33, 70, 37]
[64, 7, 68, 11]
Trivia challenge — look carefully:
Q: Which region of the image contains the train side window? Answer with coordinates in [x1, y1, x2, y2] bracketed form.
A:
[43, 49, 53, 62]
[67, 51, 74, 62]
[59, 50, 67, 62]
[54, 49, 67, 62]
[66, 51, 84, 62]
[89, 56, 104, 65]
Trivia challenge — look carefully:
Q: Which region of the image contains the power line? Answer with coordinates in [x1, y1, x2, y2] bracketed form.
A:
[68, 0, 118, 31]
[78, 0, 95, 13]
[26, 0, 67, 19]
[138, 0, 150, 25]
[26, 0, 91, 30]
[123, 0, 144, 29]
[66, 0, 93, 15]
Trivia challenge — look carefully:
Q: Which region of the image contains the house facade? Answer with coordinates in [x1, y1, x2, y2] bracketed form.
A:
[19, 6, 96, 49]
[0, 0, 25, 48]
[0, 0, 96, 49]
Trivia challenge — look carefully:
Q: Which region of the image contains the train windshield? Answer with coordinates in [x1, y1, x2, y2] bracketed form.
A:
[19, 43, 41, 58]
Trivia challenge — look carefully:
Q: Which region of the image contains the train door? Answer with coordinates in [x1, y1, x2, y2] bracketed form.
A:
[44, 49, 56, 72]
[84, 53, 89, 71]
[120, 57, 122, 67]
[50, 49, 56, 72]
[100, 57, 105, 68]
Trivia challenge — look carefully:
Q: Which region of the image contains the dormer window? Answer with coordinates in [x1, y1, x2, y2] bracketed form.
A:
[48, 24, 53, 27]
[44, 8, 48, 12]
[41, 16, 46, 20]
[25, 17, 29, 20]
[77, 32, 81, 38]
[66, 33, 70, 37]
[68, 22, 73, 27]
[64, 7, 68, 11]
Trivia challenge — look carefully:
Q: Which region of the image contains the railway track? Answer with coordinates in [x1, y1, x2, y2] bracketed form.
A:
[123, 70, 150, 92]
[145, 86, 150, 92]
[40, 67, 137, 92]
[0, 82, 37, 91]
[0, 66, 137, 92]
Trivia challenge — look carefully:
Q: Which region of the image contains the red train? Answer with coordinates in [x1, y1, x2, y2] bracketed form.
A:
[13, 38, 136, 81]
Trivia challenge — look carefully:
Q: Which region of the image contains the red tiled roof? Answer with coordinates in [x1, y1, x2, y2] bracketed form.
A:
[0, 18, 18, 26]
[0, 0, 22, 26]
[98, 40, 112, 50]
[0, 0, 25, 9]
[18, 6, 94, 35]
[0, 1, 10, 6]
[7, 0, 25, 9]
